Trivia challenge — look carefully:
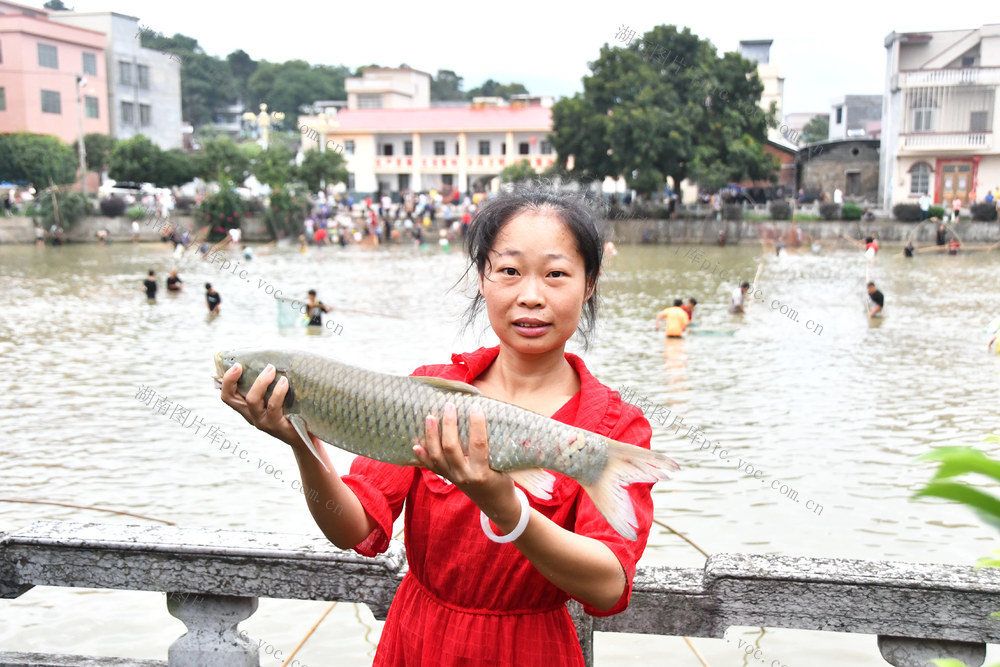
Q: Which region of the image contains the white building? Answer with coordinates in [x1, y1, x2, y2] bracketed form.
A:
[829, 95, 882, 140]
[299, 68, 556, 197]
[739, 39, 786, 144]
[879, 24, 1000, 208]
[48, 10, 183, 149]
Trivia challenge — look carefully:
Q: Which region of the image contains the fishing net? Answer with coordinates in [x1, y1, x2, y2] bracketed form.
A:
[276, 296, 306, 329]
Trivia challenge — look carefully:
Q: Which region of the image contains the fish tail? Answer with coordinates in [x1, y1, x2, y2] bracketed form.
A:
[581, 441, 680, 541]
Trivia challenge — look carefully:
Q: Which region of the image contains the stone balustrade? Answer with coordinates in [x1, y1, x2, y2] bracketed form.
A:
[2, 521, 999, 666]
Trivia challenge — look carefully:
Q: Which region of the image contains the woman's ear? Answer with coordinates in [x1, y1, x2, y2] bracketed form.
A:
[584, 277, 596, 302]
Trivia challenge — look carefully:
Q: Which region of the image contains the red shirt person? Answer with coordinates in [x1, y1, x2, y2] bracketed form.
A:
[341, 346, 654, 665]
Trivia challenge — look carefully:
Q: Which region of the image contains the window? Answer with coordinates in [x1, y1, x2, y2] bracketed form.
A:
[382, 144, 393, 156]
[913, 107, 933, 132]
[138, 65, 150, 89]
[345, 140, 355, 155]
[970, 111, 989, 132]
[518, 142, 530, 155]
[82, 52, 97, 76]
[121, 101, 135, 125]
[455, 141, 459, 154]
[910, 163, 931, 195]
[961, 56, 975, 67]
[404, 140, 412, 156]
[41, 89, 61, 114]
[347, 173, 355, 190]
[478, 140, 490, 156]
[501, 143, 506, 155]
[434, 140, 445, 156]
[358, 94, 382, 109]
[442, 174, 454, 186]
[0, 87, 5, 111]
[139, 104, 151, 126]
[835, 106, 843, 124]
[85, 95, 99, 118]
[119, 61, 133, 85]
[38, 43, 58, 69]
[540, 140, 552, 154]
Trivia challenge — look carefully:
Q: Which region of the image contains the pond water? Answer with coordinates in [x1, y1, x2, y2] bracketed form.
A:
[1, 239, 998, 666]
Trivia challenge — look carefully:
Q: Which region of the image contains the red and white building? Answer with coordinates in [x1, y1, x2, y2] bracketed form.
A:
[298, 67, 556, 197]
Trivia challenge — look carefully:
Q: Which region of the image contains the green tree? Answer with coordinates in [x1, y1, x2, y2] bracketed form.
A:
[244, 143, 296, 189]
[75, 133, 116, 175]
[43, 0, 70, 9]
[158, 149, 197, 187]
[431, 69, 465, 101]
[226, 49, 258, 107]
[196, 136, 251, 183]
[247, 61, 348, 127]
[199, 178, 249, 240]
[467, 79, 529, 100]
[802, 115, 830, 143]
[181, 53, 239, 127]
[297, 149, 348, 192]
[29, 188, 91, 227]
[0, 133, 77, 186]
[500, 159, 537, 183]
[109, 135, 163, 183]
[551, 24, 776, 199]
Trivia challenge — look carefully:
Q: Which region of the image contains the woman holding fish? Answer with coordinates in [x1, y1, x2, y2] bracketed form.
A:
[218, 186, 675, 666]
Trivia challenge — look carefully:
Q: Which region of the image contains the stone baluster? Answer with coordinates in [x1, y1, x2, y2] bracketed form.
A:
[877, 635, 985, 667]
[166, 593, 259, 667]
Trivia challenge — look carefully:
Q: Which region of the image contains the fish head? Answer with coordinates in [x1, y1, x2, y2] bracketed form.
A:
[213, 349, 296, 408]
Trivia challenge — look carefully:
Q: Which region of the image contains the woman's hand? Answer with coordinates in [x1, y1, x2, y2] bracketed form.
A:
[219, 363, 321, 453]
[412, 402, 522, 528]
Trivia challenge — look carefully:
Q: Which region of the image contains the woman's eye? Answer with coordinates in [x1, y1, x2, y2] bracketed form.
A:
[501, 267, 518, 276]
[549, 271, 566, 278]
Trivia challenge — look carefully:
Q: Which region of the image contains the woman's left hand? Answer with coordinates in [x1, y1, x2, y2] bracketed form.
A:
[413, 402, 521, 524]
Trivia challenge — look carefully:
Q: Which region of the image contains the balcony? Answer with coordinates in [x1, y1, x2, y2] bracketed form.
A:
[373, 155, 557, 172]
[899, 67, 1000, 87]
[901, 131, 992, 151]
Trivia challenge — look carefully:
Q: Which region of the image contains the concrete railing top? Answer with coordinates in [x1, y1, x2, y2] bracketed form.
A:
[3, 520, 1000, 667]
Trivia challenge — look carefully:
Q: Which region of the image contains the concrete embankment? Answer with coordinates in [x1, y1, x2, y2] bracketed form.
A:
[605, 218, 1000, 245]
[3, 214, 997, 246]
[0, 214, 274, 244]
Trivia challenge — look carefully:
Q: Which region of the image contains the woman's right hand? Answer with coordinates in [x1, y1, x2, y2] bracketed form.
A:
[219, 363, 320, 453]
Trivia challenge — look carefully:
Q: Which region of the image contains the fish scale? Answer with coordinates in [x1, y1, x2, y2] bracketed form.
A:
[215, 348, 680, 540]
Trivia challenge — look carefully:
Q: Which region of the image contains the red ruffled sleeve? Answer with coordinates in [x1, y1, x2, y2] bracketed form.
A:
[570, 401, 655, 617]
[340, 459, 416, 557]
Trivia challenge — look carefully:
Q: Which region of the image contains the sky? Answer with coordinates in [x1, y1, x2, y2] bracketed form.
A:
[46, 0, 996, 117]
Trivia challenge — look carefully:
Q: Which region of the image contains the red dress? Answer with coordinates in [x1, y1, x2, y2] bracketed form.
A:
[341, 346, 655, 666]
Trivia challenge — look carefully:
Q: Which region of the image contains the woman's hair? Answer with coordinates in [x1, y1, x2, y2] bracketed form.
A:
[461, 182, 605, 348]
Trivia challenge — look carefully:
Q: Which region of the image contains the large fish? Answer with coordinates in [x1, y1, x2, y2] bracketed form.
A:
[214, 349, 679, 540]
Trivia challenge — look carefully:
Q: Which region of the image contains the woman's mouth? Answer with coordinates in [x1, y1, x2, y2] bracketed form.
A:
[513, 320, 551, 337]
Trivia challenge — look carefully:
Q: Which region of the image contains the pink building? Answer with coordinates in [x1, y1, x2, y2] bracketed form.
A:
[0, 2, 109, 144]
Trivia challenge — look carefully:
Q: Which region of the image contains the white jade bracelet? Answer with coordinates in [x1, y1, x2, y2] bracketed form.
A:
[480, 487, 530, 543]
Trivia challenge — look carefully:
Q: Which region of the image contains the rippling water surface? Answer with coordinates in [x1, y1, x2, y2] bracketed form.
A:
[2, 240, 998, 665]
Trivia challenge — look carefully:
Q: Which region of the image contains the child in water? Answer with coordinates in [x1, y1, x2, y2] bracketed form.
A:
[219, 186, 657, 666]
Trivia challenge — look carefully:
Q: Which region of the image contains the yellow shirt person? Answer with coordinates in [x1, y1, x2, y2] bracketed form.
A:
[655, 301, 691, 338]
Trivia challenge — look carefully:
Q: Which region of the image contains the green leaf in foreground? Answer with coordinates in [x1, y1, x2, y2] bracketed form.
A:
[913, 481, 1000, 530]
[917, 447, 1000, 484]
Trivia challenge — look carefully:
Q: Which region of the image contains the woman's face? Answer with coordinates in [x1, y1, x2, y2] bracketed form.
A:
[479, 210, 592, 356]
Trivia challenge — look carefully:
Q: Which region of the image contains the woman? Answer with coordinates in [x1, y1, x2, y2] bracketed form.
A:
[219, 186, 655, 665]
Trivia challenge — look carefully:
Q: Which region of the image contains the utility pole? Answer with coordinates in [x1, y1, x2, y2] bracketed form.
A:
[75, 75, 88, 195]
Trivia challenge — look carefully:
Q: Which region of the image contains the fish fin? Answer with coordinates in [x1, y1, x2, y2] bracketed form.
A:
[581, 441, 680, 541]
[287, 414, 331, 473]
[411, 376, 482, 395]
[507, 469, 555, 501]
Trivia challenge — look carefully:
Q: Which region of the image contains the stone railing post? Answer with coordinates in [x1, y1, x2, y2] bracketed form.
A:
[877, 635, 986, 667]
[166, 592, 259, 667]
